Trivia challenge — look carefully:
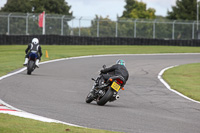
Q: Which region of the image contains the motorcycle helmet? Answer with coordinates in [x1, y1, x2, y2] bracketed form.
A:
[116, 59, 125, 66]
[32, 38, 39, 45]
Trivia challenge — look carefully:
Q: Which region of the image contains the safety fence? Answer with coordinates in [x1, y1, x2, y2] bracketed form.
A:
[0, 35, 199, 46]
[1, 13, 200, 40]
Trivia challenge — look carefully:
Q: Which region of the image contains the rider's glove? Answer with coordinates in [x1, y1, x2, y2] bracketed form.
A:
[100, 69, 104, 74]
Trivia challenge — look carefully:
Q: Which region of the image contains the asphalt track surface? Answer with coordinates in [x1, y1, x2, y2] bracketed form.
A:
[0, 54, 200, 133]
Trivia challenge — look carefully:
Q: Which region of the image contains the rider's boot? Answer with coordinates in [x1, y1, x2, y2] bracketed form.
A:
[35, 59, 39, 68]
[23, 58, 28, 66]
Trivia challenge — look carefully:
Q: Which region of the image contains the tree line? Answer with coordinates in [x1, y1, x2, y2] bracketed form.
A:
[1, 0, 198, 20]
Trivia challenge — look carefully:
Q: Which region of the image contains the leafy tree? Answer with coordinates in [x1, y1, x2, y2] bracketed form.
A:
[121, 0, 156, 19]
[0, 0, 72, 15]
[0, 0, 32, 13]
[167, 0, 197, 20]
[31, 0, 72, 15]
[118, 0, 156, 38]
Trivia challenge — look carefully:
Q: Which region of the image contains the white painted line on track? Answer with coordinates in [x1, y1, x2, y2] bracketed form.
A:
[0, 67, 26, 81]
[0, 53, 200, 126]
[0, 99, 83, 127]
[158, 66, 200, 104]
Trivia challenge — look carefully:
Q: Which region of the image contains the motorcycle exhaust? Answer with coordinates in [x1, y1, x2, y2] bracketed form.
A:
[115, 95, 120, 100]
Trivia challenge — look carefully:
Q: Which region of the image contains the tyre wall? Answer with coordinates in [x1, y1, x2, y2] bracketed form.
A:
[0, 35, 199, 46]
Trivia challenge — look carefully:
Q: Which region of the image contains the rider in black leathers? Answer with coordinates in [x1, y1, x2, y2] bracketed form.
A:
[100, 60, 129, 84]
[91, 60, 129, 97]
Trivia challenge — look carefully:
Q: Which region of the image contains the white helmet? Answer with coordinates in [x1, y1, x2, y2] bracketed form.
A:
[32, 38, 39, 45]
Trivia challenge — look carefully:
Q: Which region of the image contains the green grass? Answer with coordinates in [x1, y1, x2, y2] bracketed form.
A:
[0, 45, 200, 133]
[163, 63, 200, 101]
[0, 113, 119, 133]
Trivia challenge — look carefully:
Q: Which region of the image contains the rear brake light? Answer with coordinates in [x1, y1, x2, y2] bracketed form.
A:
[116, 79, 123, 84]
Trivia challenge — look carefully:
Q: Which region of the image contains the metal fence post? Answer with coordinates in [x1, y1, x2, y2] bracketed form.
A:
[115, 21, 118, 37]
[197, 0, 199, 31]
[79, 17, 82, 36]
[70, 18, 74, 36]
[97, 18, 99, 37]
[7, 13, 12, 35]
[172, 20, 176, 40]
[26, 13, 29, 35]
[153, 19, 156, 39]
[134, 19, 137, 38]
[42, 13, 45, 35]
[192, 21, 195, 39]
[61, 15, 65, 35]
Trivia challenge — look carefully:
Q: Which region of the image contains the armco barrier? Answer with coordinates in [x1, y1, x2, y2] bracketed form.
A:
[0, 35, 200, 46]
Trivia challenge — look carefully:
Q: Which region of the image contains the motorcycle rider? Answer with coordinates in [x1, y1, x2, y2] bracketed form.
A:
[23, 38, 42, 68]
[100, 59, 129, 84]
[91, 59, 129, 99]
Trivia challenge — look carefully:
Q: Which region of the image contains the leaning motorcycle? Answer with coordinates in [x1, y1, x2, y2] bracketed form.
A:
[85, 65, 126, 106]
[27, 52, 37, 75]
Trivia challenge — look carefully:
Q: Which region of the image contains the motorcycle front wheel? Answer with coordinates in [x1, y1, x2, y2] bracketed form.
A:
[85, 92, 94, 103]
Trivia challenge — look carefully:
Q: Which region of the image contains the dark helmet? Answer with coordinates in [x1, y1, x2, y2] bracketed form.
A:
[116, 59, 125, 66]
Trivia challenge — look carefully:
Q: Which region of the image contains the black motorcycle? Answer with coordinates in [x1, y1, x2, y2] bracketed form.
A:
[27, 52, 37, 75]
[86, 65, 126, 106]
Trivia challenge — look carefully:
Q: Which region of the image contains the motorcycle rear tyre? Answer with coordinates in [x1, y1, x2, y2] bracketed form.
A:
[97, 87, 114, 106]
[27, 60, 34, 75]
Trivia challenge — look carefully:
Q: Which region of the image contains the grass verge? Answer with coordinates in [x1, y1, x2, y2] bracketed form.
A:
[0, 113, 119, 133]
[163, 63, 200, 101]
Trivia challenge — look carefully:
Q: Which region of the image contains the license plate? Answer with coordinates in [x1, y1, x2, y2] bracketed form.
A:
[111, 82, 121, 92]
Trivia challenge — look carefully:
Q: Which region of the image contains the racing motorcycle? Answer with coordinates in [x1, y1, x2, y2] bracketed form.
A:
[85, 65, 126, 106]
[27, 52, 37, 75]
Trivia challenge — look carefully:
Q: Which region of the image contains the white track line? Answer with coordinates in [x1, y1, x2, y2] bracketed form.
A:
[0, 99, 83, 127]
[0, 53, 200, 126]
